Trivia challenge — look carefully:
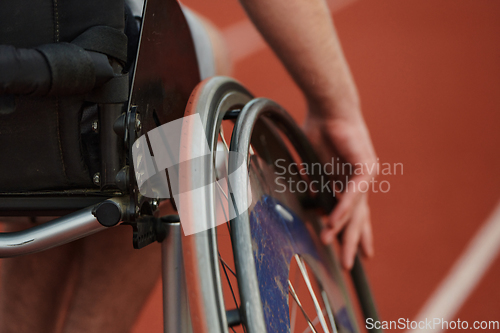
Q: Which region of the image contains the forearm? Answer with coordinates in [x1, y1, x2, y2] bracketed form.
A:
[239, 0, 360, 119]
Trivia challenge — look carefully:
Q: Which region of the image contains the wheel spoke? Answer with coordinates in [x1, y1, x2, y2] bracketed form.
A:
[215, 127, 248, 332]
[214, 133, 230, 224]
[300, 309, 331, 333]
[219, 251, 239, 310]
[219, 252, 237, 277]
[220, 125, 230, 153]
[321, 291, 338, 333]
[295, 255, 330, 333]
[288, 280, 319, 333]
[226, 218, 232, 238]
[215, 128, 230, 202]
[216, 180, 229, 201]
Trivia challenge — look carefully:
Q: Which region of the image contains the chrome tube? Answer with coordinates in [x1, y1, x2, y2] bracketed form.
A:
[162, 222, 192, 333]
[0, 199, 125, 258]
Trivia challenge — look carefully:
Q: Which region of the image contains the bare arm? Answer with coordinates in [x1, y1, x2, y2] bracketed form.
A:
[240, 0, 377, 269]
[239, 0, 359, 119]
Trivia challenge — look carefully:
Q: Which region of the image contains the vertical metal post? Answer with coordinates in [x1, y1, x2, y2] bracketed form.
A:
[161, 222, 192, 333]
[99, 103, 124, 190]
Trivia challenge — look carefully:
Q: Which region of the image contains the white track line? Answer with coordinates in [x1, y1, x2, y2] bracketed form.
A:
[408, 200, 500, 333]
[222, 0, 359, 63]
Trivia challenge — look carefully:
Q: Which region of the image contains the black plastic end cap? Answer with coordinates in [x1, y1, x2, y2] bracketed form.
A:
[93, 201, 122, 227]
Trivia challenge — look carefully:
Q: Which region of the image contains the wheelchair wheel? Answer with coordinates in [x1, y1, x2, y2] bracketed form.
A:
[180, 76, 253, 333]
[181, 77, 366, 333]
[227, 98, 361, 333]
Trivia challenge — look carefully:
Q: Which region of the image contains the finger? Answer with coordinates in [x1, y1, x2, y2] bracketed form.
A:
[322, 203, 352, 244]
[321, 221, 337, 244]
[321, 211, 346, 244]
[360, 207, 374, 258]
[330, 175, 368, 232]
[322, 190, 367, 244]
[341, 200, 367, 270]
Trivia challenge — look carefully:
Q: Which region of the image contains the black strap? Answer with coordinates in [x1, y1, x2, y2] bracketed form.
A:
[1, 25, 128, 102]
[36, 25, 129, 102]
[72, 26, 128, 64]
[73, 25, 129, 103]
[37, 43, 95, 97]
[86, 73, 129, 103]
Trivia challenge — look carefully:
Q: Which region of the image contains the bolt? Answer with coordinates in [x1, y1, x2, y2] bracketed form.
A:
[151, 199, 159, 210]
[91, 119, 99, 132]
[93, 172, 101, 186]
[135, 118, 142, 133]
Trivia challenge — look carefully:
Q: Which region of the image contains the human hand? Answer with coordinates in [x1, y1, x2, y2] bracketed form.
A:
[303, 109, 376, 270]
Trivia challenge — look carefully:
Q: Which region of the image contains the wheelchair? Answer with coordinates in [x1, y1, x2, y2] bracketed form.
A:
[0, 0, 382, 332]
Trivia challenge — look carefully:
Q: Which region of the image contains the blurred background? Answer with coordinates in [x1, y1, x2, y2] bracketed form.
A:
[133, 0, 500, 331]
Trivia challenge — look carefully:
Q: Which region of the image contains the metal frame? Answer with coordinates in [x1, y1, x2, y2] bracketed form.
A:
[0, 197, 128, 258]
[0, 194, 112, 216]
[161, 221, 192, 333]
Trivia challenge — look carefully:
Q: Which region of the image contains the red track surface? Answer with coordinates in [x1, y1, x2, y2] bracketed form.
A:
[133, 1, 500, 332]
